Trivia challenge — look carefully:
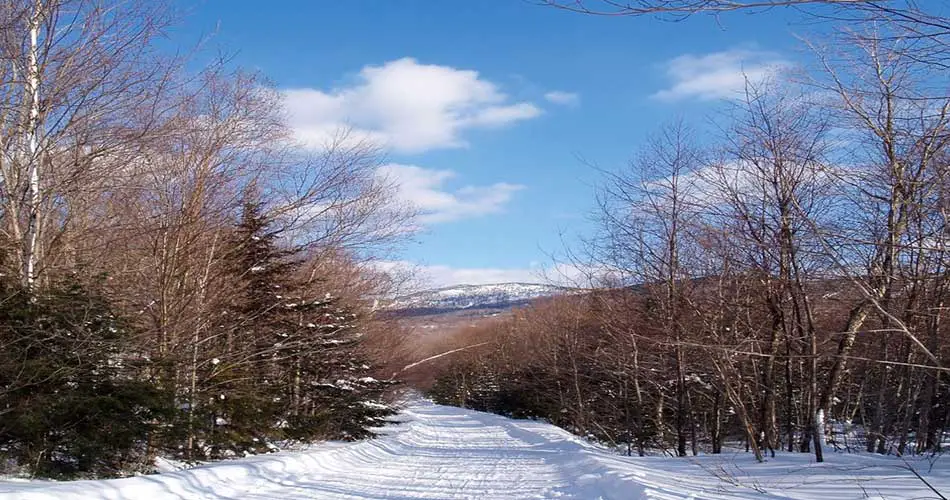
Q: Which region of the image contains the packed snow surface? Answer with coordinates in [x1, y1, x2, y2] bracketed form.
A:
[3, 400, 948, 499]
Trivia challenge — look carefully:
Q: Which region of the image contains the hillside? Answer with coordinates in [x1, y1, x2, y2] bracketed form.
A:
[388, 282, 569, 317]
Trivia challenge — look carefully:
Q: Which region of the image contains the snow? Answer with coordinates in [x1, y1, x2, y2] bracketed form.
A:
[390, 282, 569, 311]
[2, 400, 948, 499]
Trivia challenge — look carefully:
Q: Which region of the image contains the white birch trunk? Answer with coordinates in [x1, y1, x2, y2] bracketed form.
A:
[24, 0, 42, 292]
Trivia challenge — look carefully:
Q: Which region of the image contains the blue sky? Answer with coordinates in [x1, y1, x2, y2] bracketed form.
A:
[174, 0, 807, 287]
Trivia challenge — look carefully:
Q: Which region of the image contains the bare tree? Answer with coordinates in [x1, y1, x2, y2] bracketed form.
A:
[801, 24, 950, 453]
[537, 0, 947, 25]
[539, 1, 950, 69]
[0, 0, 176, 291]
[701, 78, 836, 460]
[591, 119, 705, 456]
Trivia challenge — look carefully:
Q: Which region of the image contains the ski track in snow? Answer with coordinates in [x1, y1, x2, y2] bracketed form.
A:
[2, 400, 948, 499]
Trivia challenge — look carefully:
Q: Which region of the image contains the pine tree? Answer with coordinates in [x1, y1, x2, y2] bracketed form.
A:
[0, 278, 172, 478]
[196, 195, 393, 455]
[281, 290, 394, 440]
[194, 197, 295, 457]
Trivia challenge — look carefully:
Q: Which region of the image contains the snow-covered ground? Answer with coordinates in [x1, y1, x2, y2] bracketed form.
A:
[389, 283, 567, 311]
[2, 400, 947, 499]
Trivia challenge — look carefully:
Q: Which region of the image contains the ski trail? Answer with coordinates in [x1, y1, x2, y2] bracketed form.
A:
[236, 402, 575, 499]
[4, 399, 949, 499]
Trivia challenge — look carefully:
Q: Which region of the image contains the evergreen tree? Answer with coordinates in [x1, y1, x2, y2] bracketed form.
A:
[0, 279, 173, 478]
[194, 195, 394, 456]
[190, 197, 295, 457]
[281, 290, 395, 440]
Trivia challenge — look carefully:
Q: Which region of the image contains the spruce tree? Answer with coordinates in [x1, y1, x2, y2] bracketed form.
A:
[0, 279, 172, 478]
[281, 290, 394, 440]
[200, 195, 393, 454]
[194, 197, 295, 457]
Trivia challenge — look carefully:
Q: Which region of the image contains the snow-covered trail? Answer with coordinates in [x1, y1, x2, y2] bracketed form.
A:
[3, 400, 948, 499]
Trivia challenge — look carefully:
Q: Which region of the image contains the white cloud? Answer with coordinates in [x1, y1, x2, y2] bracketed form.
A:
[377, 163, 523, 224]
[283, 58, 542, 154]
[544, 91, 579, 106]
[652, 49, 790, 102]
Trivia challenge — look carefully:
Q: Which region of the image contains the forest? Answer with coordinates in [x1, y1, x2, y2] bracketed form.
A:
[1, 0, 950, 484]
[0, 0, 413, 478]
[420, 1, 950, 465]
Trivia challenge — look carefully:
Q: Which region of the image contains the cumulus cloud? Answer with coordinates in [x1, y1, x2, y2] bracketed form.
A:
[652, 48, 790, 102]
[544, 91, 579, 106]
[283, 58, 542, 153]
[377, 163, 523, 224]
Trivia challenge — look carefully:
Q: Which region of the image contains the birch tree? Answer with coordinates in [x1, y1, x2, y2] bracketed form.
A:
[0, 0, 174, 290]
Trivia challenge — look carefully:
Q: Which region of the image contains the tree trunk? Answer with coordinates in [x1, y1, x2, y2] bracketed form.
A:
[819, 301, 871, 416]
[712, 391, 722, 454]
[23, 0, 43, 292]
[675, 344, 688, 457]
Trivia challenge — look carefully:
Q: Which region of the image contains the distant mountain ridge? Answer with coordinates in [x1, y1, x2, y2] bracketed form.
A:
[387, 282, 568, 316]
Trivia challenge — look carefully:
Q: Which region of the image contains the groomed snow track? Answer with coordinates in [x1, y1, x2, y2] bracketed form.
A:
[3, 400, 947, 499]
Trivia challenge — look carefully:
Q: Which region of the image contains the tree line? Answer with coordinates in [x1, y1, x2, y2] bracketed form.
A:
[0, 0, 410, 478]
[424, 5, 950, 464]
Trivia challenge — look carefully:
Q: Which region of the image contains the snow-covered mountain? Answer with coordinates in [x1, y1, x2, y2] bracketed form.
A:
[388, 282, 567, 314]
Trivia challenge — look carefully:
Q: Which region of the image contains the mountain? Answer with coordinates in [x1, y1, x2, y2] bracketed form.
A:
[387, 282, 568, 316]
